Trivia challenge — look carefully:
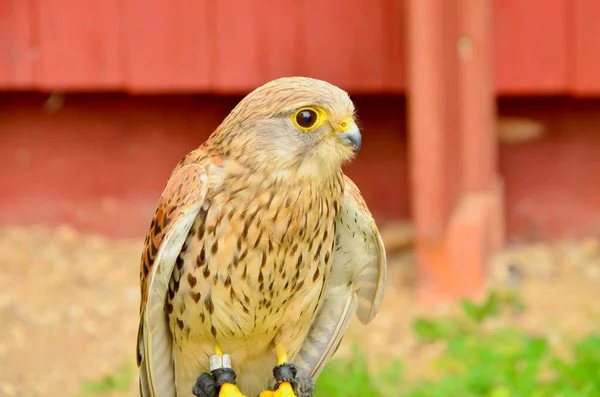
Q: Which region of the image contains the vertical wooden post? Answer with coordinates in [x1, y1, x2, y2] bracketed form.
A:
[406, 0, 451, 241]
[457, 0, 505, 256]
[459, 0, 496, 193]
[407, 0, 503, 305]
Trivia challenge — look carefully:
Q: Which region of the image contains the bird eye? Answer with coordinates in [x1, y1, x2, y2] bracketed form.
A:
[295, 109, 318, 129]
[291, 107, 327, 131]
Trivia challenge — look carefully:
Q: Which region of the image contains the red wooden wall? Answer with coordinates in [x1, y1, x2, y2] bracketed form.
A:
[499, 98, 600, 240]
[1, 0, 600, 95]
[3, 0, 600, 243]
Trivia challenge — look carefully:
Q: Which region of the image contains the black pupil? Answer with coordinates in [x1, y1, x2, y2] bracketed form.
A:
[297, 110, 316, 128]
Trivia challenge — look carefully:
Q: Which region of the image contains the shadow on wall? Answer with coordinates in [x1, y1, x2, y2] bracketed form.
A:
[2, 93, 600, 241]
[0, 93, 409, 238]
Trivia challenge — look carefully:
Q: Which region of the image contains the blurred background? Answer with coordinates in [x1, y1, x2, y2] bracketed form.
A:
[1, 0, 600, 396]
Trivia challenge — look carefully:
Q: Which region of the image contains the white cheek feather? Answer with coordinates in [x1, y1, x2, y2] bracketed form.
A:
[296, 137, 349, 180]
[296, 157, 328, 179]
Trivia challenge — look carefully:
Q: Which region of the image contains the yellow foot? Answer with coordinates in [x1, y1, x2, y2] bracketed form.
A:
[219, 383, 247, 397]
[259, 346, 307, 397]
[259, 381, 296, 397]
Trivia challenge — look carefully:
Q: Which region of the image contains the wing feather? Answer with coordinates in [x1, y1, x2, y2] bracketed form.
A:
[295, 175, 387, 379]
[137, 163, 209, 397]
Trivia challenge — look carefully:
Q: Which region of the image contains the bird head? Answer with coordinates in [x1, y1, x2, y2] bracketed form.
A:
[210, 77, 361, 178]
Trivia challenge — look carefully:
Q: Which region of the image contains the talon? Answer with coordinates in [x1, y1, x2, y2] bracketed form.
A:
[262, 347, 314, 397]
[212, 367, 237, 386]
[193, 372, 219, 397]
[273, 363, 297, 384]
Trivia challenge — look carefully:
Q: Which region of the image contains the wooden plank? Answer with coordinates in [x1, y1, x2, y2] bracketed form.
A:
[407, 0, 457, 239]
[0, 0, 34, 88]
[211, 0, 261, 92]
[36, 0, 122, 89]
[459, 0, 495, 191]
[257, 0, 300, 83]
[382, 0, 406, 91]
[493, 0, 569, 94]
[570, 0, 600, 95]
[440, 0, 461, 214]
[122, 0, 211, 92]
[302, 0, 387, 92]
[4, 0, 580, 94]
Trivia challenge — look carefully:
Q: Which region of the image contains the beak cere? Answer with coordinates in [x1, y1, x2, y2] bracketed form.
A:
[337, 123, 362, 153]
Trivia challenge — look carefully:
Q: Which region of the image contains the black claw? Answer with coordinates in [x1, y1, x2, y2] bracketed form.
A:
[193, 368, 238, 397]
[193, 372, 219, 397]
[291, 376, 315, 397]
[272, 363, 314, 397]
[212, 367, 237, 386]
[273, 363, 298, 384]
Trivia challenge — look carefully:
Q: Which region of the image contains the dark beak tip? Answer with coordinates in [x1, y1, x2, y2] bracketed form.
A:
[351, 135, 362, 153]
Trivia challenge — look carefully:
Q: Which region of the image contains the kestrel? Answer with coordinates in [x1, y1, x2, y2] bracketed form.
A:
[137, 77, 387, 397]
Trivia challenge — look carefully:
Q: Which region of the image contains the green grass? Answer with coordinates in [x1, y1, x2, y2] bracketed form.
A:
[77, 362, 134, 396]
[315, 291, 600, 397]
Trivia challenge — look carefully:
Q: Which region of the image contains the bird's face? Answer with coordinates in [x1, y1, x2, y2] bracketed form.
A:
[212, 77, 361, 177]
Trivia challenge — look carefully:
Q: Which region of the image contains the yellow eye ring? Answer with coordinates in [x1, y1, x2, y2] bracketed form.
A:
[291, 106, 327, 132]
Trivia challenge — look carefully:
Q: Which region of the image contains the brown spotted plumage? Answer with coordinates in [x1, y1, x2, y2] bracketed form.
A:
[137, 77, 386, 397]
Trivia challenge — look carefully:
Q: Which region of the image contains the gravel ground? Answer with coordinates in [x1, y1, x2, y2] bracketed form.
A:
[0, 224, 598, 396]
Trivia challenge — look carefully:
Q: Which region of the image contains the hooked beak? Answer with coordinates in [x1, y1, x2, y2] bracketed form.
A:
[336, 122, 362, 153]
